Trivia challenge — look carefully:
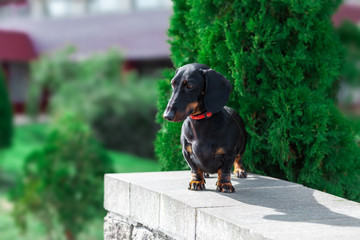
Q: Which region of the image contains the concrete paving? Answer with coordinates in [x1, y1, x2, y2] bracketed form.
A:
[104, 171, 360, 240]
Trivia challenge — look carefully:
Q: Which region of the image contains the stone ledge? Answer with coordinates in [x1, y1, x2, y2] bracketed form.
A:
[104, 171, 360, 240]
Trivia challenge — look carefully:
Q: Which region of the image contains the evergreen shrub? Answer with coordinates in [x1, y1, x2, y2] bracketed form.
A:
[0, 69, 13, 149]
[12, 114, 114, 240]
[28, 48, 159, 158]
[156, 0, 360, 202]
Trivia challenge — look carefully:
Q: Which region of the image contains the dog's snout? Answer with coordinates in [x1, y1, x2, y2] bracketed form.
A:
[163, 112, 174, 121]
[163, 107, 176, 121]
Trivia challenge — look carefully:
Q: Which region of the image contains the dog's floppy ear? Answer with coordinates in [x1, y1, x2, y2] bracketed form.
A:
[201, 69, 231, 113]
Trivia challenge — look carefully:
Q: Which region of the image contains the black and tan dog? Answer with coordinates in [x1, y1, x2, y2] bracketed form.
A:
[163, 63, 247, 193]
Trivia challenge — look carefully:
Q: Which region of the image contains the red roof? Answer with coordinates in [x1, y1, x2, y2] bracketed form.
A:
[0, 29, 37, 61]
[0, 0, 26, 6]
[333, 3, 360, 27]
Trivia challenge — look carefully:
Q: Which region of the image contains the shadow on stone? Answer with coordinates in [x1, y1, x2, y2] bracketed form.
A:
[219, 175, 360, 227]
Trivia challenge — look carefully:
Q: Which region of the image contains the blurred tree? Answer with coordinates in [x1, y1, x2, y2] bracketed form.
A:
[12, 114, 114, 240]
[0, 69, 13, 149]
[337, 21, 360, 86]
[28, 47, 159, 158]
[156, 0, 360, 202]
[336, 21, 360, 120]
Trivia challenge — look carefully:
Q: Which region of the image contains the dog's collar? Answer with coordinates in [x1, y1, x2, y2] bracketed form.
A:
[189, 112, 213, 120]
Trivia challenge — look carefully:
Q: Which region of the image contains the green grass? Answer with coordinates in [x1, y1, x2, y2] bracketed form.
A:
[0, 123, 160, 240]
[0, 123, 48, 177]
[109, 151, 160, 173]
[0, 123, 160, 178]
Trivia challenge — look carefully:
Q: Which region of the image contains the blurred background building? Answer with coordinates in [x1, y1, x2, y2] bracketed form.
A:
[0, 0, 172, 113]
[0, 0, 172, 18]
[0, 0, 359, 114]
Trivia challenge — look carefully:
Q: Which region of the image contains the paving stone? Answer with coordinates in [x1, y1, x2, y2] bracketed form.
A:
[159, 194, 196, 240]
[129, 184, 160, 229]
[104, 174, 130, 217]
[104, 171, 360, 240]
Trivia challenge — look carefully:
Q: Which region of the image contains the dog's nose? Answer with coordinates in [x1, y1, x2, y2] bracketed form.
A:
[163, 111, 175, 121]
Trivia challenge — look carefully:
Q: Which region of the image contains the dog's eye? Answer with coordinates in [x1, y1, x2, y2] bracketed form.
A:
[186, 83, 193, 89]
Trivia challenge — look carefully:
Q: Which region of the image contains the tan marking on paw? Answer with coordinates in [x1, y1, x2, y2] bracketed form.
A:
[233, 154, 247, 178]
[188, 179, 206, 191]
[216, 182, 235, 193]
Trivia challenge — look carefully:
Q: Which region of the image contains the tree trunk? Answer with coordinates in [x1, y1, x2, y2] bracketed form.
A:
[65, 229, 75, 240]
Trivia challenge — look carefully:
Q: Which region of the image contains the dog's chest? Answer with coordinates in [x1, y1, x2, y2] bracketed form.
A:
[182, 121, 220, 158]
[185, 136, 223, 173]
[183, 122, 217, 145]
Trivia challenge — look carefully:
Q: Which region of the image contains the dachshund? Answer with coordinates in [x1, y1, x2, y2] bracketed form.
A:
[163, 63, 247, 193]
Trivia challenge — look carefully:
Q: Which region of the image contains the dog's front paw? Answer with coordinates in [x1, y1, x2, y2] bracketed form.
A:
[188, 180, 206, 191]
[234, 168, 247, 178]
[216, 182, 235, 193]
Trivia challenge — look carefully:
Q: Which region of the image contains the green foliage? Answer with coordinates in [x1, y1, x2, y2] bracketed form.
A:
[12, 114, 114, 239]
[88, 78, 158, 158]
[0, 122, 159, 240]
[28, 47, 159, 158]
[0, 69, 13, 149]
[156, 0, 360, 201]
[337, 21, 360, 86]
[336, 21, 360, 115]
[0, 124, 48, 182]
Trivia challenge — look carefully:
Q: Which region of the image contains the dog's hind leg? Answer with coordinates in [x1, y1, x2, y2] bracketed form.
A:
[233, 154, 247, 178]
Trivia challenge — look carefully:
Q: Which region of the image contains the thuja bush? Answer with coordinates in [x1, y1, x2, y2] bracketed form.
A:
[0, 69, 13, 149]
[156, 0, 360, 201]
[12, 114, 114, 240]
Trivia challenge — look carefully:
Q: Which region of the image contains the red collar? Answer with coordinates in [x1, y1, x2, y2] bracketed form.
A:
[189, 112, 212, 120]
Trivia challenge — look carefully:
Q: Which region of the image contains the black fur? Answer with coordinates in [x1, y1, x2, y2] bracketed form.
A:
[163, 63, 247, 192]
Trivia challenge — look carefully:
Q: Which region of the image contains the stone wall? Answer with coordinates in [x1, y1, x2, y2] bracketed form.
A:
[104, 171, 360, 240]
[104, 212, 172, 240]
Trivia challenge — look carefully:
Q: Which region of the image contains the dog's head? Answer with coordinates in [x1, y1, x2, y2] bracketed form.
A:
[163, 63, 231, 122]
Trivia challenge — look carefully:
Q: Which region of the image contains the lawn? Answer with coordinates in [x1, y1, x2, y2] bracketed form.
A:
[0, 123, 161, 240]
[0, 123, 48, 178]
[0, 123, 160, 178]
